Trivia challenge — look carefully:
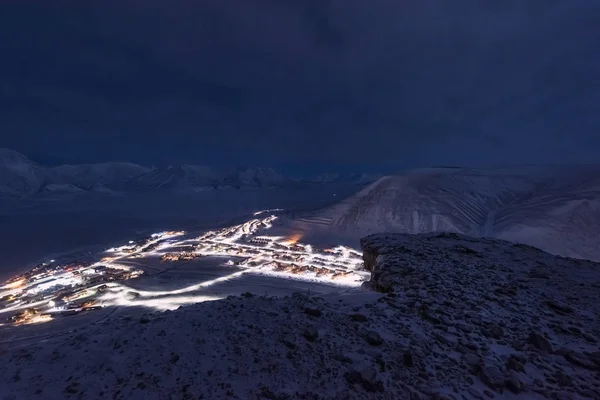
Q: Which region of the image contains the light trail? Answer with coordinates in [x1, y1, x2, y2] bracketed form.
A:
[127, 270, 248, 297]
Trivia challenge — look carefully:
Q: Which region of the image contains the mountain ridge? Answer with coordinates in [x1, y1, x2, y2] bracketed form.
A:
[0, 149, 370, 197]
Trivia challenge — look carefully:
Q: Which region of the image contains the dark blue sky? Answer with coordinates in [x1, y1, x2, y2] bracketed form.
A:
[1, 1, 599, 174]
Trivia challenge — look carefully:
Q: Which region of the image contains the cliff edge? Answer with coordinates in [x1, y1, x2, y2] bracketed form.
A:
[361, 232, 600, 398]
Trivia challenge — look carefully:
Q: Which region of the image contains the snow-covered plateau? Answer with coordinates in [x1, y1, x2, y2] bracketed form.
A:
[1, 233, 599, 399]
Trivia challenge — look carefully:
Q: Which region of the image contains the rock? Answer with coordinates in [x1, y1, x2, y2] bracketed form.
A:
[465, 342, 479, 351]
[464, 311, 478, 320]
[528, 332, 553, 353]
[456, 322, 474, 333]
[511, 340, 524, 351]
[335, 353, 353, 364]
[403, 351, 414, 367]
[564, 352, 600, 371]
[554, 370, 573, 387]
[455, 343, 469, 354]
[344, 368, 383, 392]
[364, 330, 383, 346]
[479, 364, 505, 390]
[483, 323, 504, 339]
[282, 334, 296, 349]
[582, 332, 597, 343]
[505, 371, 523, 394]
[303, 327, 318, 342]
[464, 354, 481, 368]
[359, 367, 379, 387]
[506, 356, 525, 373]
[553, 347, 572, 357]
[344, 370, 362, 385]
[545, 299, 573, 314]
[435, 332, 457, 346]
[422, 310, 441, 324]
[589, 351, 600, 367]
[349, 313, 368, 322]
[304, 307, 322, 317]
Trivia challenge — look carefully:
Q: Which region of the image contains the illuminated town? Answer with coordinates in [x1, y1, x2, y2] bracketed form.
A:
[0, 212, 368, 326]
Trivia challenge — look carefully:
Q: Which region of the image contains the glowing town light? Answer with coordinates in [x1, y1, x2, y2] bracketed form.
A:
[108, 294, 223, 311]
[24, 314, 53, 325]
[2, 279, 25, 289]
[283, 232, 303, 245]
[253, 208, 283, 216]
[1, 213, 369, 326]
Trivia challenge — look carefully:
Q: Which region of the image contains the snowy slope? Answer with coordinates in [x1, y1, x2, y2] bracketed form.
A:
[0, 150, 310, 196]
[128, 166, 293, 191]
[291, 166, 600, 260]
[1, 234, 599, 399]
[0, 148, 49, 196]
[0, 149, 152, 197]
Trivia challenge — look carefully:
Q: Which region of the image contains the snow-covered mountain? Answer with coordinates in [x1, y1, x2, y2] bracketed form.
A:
[291, 166, 600, 261]
[0, 149, 321, 196]
[128, 165, 292, 191]
[0, 149, 153, 197]
[0, 148, 49, 196]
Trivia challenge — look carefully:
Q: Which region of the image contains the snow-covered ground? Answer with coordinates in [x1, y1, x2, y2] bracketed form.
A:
[288, 166, 600, 261]
[2, 233, 599, 399]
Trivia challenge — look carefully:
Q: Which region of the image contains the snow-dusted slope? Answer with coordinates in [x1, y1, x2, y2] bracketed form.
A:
[0, 150, 308, 196]
[0, 148, 49, 196]
[291, 166, 600, 260]
[129, 166, 293, 191]
[2, 234, 599, 399]
[0, 149, 152, 197]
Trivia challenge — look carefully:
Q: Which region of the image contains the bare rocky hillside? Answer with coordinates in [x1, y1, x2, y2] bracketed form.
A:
[1, 233, 599, 399]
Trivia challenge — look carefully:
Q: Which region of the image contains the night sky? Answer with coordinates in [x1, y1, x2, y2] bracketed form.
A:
[1, 1, 599, 174]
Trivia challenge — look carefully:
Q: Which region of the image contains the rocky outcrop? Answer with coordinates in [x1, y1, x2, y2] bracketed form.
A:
[360, 232, 600, 398]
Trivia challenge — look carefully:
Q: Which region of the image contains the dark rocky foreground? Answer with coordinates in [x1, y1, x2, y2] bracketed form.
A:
[361, 232, 600, 399]
[1, 233, 599, 399]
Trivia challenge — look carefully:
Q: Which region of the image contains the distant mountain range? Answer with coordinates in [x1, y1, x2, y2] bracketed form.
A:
[290, 166, 600, 261]
[0, 149, 376, 197]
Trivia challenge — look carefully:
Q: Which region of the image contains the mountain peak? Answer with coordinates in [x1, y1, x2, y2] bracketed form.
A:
[0, 148, 31, 165]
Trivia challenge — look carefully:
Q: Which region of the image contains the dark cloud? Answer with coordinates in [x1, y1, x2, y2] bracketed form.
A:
[1, 1, 598, 173]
